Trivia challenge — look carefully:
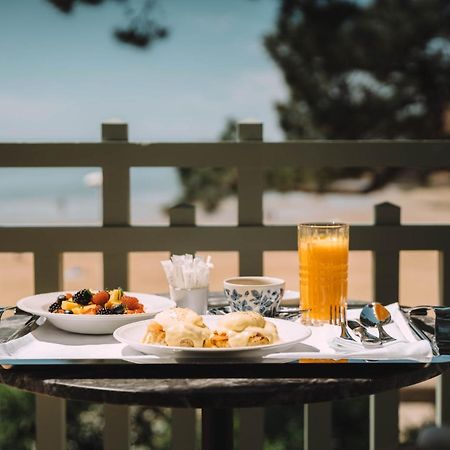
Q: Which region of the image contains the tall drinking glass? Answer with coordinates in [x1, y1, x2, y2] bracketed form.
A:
[298, 223, 349, 325]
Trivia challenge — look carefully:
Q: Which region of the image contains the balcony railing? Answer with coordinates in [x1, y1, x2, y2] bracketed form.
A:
[1, 121, 449, 450]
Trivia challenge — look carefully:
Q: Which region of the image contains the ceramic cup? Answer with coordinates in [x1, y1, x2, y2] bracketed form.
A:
[223, 276, 285, 317]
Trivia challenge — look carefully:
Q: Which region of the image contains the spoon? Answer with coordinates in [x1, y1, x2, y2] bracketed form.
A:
[360, 303, 396, 343]
[347, 319, 382, 346]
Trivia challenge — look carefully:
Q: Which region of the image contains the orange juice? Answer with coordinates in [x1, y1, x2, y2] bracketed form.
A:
[298, 223, 349, 324]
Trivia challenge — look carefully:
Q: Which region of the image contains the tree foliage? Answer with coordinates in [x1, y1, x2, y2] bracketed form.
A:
[0, 386, 35, 450]
[46, 0, 168, 48]
[178, 0, 450, 211]
[266, 0, 450, 140]
[177, 118, 238, 212]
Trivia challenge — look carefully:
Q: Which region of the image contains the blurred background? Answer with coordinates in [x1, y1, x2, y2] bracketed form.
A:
[1, 0, 450, 449]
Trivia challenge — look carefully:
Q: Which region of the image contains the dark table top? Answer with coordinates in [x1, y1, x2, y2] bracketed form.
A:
[0, 362, 447, 408]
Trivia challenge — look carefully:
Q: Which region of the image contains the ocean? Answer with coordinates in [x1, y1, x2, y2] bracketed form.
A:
[0, 168, 181, 225]
[1, 167, 450, 226]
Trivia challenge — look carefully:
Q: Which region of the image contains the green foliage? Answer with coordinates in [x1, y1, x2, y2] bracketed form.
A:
[176, 117, 237, 212]
[178, 167, 238, 212]
[130, 406, 171, 450]
[0, 388, 171, 450]
[65, 401, 171, 450]
[66, 401, 103, 450]
[0, 386, 35, 450]
[177, 0, 450, 211]
[264, 405, 303, 450]
[333, 397, 369, 450]
[265, 0, 450, 140]
[264, 399, 369, 450]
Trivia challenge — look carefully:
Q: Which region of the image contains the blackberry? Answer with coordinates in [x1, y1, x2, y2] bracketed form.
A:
[97, 307, 114, 315]
[73, 289, 92, 306]
[111, 304, 125, 315]
[54, 294, 66, 306]
[48, 301, 60, 313]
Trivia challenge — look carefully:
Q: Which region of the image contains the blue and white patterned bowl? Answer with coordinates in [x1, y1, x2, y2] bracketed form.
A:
[223, 276, 285, 317]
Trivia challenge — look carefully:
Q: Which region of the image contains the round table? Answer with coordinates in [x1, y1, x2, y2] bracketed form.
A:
[0, 362, 447, 450]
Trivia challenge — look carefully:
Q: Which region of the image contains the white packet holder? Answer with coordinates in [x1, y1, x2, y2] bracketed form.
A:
[169, 286, 208, 315]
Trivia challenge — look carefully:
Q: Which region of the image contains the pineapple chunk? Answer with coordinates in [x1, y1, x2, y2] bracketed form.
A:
[106, 289, 122, 308]
[61, 300, 78, 311]
[72, 304, 97, 315]
[108, 289, 121, 304]
[81, 304, 97, 314]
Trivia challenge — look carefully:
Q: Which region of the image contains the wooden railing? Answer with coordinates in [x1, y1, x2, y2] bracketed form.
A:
[1, 121, 449, 450]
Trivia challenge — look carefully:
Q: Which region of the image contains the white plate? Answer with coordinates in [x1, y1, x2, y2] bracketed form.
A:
[17, 292, 175, 335]
[113, 316, 311, 359]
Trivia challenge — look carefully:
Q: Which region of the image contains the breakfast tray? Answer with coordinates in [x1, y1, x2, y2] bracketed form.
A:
[0, 303, 446, 366]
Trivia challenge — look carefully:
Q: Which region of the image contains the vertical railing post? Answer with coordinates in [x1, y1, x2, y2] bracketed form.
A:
[304, 402, 333, 450]
[34, 251, 66, 450]
[237, 120, 264, 276]
[237, 120, 265, 450]
[101, 121, 130, 450]
[373, 202, 400, 303]
[370, 202, 401, 450]
[102, 119, 129, 289]
[436, 251, 450, 425]
[168, 203, 198, 450]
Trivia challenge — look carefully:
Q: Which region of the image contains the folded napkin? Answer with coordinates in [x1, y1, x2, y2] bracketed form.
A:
[265, 303, 433, 362]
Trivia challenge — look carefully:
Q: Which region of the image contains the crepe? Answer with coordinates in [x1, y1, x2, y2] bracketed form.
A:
[141, 307, 211, 348]
[208, 311, 279, 348]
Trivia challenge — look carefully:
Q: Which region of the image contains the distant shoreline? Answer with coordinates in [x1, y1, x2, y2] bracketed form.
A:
[1, 182, 450, 226]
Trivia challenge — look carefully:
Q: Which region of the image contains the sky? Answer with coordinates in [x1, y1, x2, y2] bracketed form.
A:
[0, 0, 286, 142]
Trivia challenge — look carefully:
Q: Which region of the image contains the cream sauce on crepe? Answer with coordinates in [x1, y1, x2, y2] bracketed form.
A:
[216, 311, 279, 348]
[155, 307, 204, 328]
[153, 307, 210, 348]
[164, 321, 210, 347]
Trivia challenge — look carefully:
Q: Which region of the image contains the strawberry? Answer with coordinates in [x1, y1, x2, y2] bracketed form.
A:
[121, 295, 140, 310]
[92, 290, 110, 306]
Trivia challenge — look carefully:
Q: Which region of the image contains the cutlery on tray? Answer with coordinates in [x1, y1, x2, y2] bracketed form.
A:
[330, 304, 355, 341]
[347, 320, 382, 346]
[2, 315, 43, 343]
[0, 306, 43, 344]
[400, 306, 440, 356]
[360, 303, 396, 343]
[0, 306, 17, 320]
[329, 304, 383, 347]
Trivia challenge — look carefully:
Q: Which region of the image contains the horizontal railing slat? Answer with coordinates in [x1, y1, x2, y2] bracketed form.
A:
[0, 225, 449, 252]
[1, 141, 450, 167]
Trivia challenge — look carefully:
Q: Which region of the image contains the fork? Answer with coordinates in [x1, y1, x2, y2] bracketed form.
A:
[330, 304, 355, 341]
[0, 306, 16, 321]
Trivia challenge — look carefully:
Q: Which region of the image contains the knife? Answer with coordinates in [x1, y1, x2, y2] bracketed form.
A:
[4, 315, 44, 343]
[400, 307, 440, 356]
